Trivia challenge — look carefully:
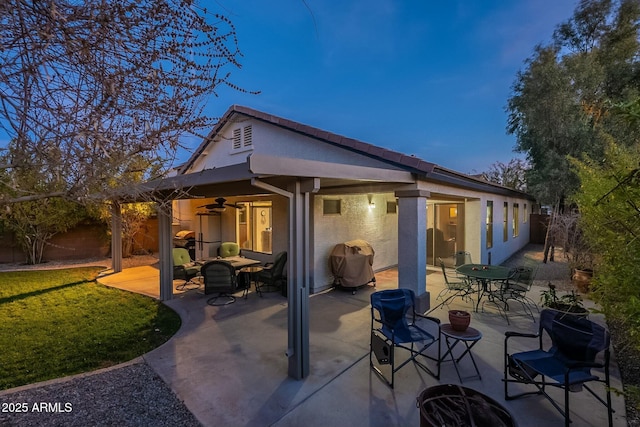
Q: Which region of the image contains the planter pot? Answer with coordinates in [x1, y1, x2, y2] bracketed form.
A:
[449, 310, 471, 332]
[546, 304, 589, 319]
[572, 268, 593, 293]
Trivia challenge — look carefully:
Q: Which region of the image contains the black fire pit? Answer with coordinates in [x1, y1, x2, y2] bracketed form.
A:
[417, 384, 517, 427]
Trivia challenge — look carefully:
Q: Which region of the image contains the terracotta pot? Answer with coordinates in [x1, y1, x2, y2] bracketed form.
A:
[449, 310, 471, 332]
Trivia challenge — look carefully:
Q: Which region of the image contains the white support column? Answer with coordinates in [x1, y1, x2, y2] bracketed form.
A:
[158, 204, 174, 301]
[395, 189, 430, 313]
[111, 201, 123, 273]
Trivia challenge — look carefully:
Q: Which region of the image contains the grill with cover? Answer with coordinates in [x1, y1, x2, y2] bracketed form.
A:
[329, 239, 376, 293]
[174, 230, 196, 260]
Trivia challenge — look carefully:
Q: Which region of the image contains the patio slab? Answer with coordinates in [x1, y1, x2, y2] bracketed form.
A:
[99, 263, 627, 427]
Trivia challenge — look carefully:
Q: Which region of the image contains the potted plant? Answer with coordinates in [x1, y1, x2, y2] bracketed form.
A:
[547, 211, 596, 293]
[540, 283, 589, 318]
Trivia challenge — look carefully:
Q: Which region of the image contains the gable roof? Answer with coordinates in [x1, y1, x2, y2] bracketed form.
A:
[180, 105, 533, 199]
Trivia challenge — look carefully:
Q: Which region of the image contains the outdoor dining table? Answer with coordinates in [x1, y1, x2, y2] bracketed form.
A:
[455, 264, 514, 312]
[226, 256, 261, 269]
[206, 255, 261, 269]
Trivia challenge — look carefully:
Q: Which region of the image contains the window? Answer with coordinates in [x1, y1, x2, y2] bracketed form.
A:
[236, 201, 272, 254]
[486, 201, 493, 249]
[523, 204, 528, 223]
[386, 201, 397, 214]
[323, 199, 341, 215]
[503, 202, 509, 242]
[513, 203, 519, 237]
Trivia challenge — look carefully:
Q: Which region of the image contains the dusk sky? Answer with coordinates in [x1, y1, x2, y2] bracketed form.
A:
[196, 0, 579, 174]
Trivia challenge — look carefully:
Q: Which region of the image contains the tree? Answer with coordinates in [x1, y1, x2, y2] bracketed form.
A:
[570, 136, 640, 408]
[506, 0, 640, 206]
[3, 198, 86, 264]
[0, 0, 250, 206]
[477, 158, 529, 192]
[571, 137, 640, 295]
[97, 201, 155, 258]
[0, 141, 88, 263]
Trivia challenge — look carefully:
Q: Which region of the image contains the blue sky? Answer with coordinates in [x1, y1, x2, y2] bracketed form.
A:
[197, 0, 579, 174]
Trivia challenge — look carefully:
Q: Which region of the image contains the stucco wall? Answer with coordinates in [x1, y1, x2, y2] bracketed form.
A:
[312, 193, 398, 292]
[476, 195, 531, 265]
[187, 120, 407, 173]
[464, 199, 482, 262]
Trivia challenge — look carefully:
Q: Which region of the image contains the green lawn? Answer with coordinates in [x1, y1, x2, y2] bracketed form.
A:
[0, 267, 181, 390]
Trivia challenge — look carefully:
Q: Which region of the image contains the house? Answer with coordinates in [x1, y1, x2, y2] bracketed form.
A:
[119, 104, 534, 379]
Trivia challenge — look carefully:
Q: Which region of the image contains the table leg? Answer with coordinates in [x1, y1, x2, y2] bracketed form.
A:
[255, 274, 263, 297]
[240, 271, 251, 299]
[442, 337, 482, 383]
[475, 279, 488, 312]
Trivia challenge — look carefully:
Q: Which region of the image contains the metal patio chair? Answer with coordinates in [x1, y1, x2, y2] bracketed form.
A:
[428, 258, 475, 313]
[202, 260, 246, 306]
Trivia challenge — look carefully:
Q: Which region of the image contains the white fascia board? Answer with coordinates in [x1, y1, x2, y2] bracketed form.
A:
[248, 154, 414, 183]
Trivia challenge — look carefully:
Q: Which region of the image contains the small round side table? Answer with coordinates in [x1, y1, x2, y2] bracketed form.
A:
[439, 324, 483, 383]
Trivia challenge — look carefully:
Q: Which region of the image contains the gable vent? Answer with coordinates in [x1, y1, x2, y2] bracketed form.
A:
[243, 125, 252, 147]
[232, 128, 242, 150]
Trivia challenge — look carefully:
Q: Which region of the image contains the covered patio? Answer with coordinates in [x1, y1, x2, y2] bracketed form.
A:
[112, 105, 535, 381]
[97, 257, 627, 426]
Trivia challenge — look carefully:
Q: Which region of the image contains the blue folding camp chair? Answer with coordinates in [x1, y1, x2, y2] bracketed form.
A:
[370, 289, 440, 388]
[504, 309, 613, 426]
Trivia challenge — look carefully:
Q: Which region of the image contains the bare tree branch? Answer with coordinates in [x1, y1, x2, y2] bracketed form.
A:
[0, 0, 254, 205]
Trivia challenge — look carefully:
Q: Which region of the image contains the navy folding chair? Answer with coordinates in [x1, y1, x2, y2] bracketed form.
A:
[504, 309, 613, 426]
[370, 289, 440, 388]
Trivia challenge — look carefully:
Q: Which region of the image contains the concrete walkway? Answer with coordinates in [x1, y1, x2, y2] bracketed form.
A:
[97, 255, 627, 426]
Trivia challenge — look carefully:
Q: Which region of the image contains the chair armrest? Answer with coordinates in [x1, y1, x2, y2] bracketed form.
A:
[416, 313, 441, 324]
[505, 331, 538, 338]
[565, 361, 604, 370]
[505, 331, 538, 350]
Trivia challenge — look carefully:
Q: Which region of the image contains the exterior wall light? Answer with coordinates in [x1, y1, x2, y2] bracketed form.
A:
[367, 194, 375, 209]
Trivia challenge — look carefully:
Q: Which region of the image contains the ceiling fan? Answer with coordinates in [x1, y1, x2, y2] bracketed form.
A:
[197, 197, 243, 213]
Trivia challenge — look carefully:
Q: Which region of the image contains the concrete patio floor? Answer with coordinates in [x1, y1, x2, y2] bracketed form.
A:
[97, 261, 627, 427]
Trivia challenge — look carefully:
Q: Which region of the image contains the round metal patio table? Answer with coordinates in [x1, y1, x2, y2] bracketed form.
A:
[455, 264, 514, 312]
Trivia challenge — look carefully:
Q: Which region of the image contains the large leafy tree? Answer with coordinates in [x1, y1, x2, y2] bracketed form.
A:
[507, 0, 640, 206]
[0, 141, 85, 263]
[0, 0, 249, 205]
[571, 135, 640, 412]
[478, 158, 529, 192]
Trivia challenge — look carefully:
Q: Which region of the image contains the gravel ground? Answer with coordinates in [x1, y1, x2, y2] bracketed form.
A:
[0, 255, 200, 427]
[0, 362, 201, 427]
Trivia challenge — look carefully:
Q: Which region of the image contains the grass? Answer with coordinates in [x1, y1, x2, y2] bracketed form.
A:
[0, 267, 181, 390]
